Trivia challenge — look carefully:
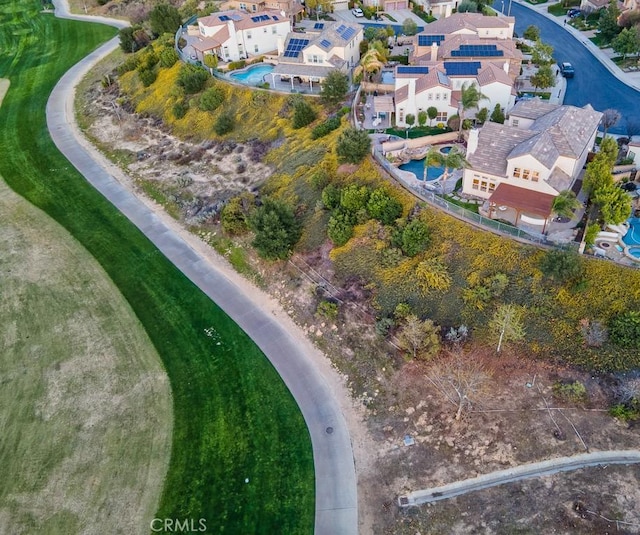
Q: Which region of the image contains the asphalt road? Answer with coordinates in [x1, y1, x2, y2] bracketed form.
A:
[47, 2, 358, 533]
[402, 450, 640, 506]
[495, 0, 640, 135]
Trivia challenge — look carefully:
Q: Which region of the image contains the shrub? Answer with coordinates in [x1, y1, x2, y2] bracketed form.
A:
[321, 184, 341, 210]
[292, 99, 317, 129]
[311, 116, 341, 139]
[227, 60, 247, 71]
[327, 211, 355, 246]
[401, 218, 430, 257]
[584, 222, 600, 248]
[138, 68, 157, 87]
[221, 194, 254, 235]
[552, 380, 588, 403]
[172, 99, 188, 119]
[609, 310, 640, 348]
[177, 64, 210, 94]
[490, 103, 505, 124]
[366, 188, 402, 225]
[336, 128, 371, 164]
[609, 401, 640, 421]
[320, 71, 349, 105]
[214, 110, 235, 135]
[340, 184, 370, 214]
[249, 198, 301, 259]
[159, 47, 179, 68]
[539, 250, 584, 282]
[199, 86, 226, 111]
[316, 300, 339, 320]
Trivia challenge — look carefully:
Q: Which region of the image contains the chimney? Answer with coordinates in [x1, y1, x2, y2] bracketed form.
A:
[467, 128, 479, 155]
[503, 61, 510, 74]
[431, 42, 438, 60]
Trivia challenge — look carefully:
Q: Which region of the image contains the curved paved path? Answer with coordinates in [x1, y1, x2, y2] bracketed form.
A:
[47, 3, 357, 533]
[400, 450, 640, 507]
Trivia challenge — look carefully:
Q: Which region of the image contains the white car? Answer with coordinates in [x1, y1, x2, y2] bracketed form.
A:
[352, 7, 364, 17]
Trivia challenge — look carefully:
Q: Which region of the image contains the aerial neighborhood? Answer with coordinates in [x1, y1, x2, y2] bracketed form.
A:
[5, 0, 640, 533]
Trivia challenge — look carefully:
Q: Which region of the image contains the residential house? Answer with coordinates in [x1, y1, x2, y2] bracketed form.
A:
[362, 0, 409, 11]
[461, 99, 602, 231]
[268, 22, 363, 88]
[218, 0, 305, 23]
[579, 0, 624, 13]
[411, 12, 516, 41]
[190, 10, 291, 62]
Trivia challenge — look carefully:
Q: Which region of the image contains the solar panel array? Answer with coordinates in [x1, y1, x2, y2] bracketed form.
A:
[283, 38, 309, 58]
[443, 61, 481, 76]
[417, 34, 444, 46]
[251, 14, 271, 22]
[314, 22, 324, 29]
[335, 24, 356, 41]
[397, 66, 429, 75]
[320, 39, 332, 48]
[219, 15, 230, 21]
[272, 15, 279, 20]
[451, 44, 503, 57]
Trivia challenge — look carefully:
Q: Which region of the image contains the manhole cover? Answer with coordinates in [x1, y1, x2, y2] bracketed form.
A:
[326, 426, 334, 434]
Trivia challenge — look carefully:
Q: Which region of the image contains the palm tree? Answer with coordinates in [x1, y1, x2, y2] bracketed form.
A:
[551, 190, 582, 220]
[457, 82, 488, 141]
[423, 146, 468, 186]
[353, 42, 388, 83]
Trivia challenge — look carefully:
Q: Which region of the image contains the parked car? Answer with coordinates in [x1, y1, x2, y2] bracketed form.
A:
[352, 7, 364, 17]
[560, 62, 575, 78]
[567, 8, 581, 17]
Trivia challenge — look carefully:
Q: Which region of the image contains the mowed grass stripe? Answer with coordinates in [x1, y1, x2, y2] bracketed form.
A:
[0, 5, 314, 534]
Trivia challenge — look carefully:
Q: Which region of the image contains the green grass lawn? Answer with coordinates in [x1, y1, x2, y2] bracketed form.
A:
[0, 2, 314, 533]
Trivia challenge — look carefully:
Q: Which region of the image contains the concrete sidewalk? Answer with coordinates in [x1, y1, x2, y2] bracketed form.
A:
[510, 0, 640, 92]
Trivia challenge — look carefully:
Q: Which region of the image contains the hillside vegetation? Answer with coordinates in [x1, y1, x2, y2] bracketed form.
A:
[112, 46, 640, 373]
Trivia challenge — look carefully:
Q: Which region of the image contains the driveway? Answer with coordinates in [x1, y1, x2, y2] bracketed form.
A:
[48, 1, 358, 534]
[332, 8, 425, 30]
[495, 0, 640, 135]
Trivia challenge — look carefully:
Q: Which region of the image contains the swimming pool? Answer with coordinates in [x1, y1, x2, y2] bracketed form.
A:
[398, 158, 445, 181]
[381, 71, 395, 84]
[440, 145, 452, 154]
[229, 63, 274, 85]
[629, 246, 640, 258]
[623, 217, 640, 246]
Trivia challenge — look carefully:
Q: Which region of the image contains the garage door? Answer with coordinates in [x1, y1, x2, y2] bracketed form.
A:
[384, 0, 408, 10]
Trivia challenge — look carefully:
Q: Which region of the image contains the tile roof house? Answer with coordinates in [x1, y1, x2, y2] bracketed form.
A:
[269, 22, 363, 87]
[191, 10, 291, 62]
[218, 0, 304, 23]
[461, 99, 602, 230]
[412, 12, 515, 39]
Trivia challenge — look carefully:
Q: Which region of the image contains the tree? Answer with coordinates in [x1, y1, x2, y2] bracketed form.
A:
[457, 82, 488, 140]
[423, 146, 468, 182]
[619, 9, 640, 29]
[177, 63, 209, 94]
[150, 4, 182, 36]
[214, 110, 235, 135]
[583, 157, 614, 195]
[250, 198, 301, 259]
[353, 42, 387, 82]
[593, 183, 633, 225]
[530, 64, 556, 94]
[609, 311, 640, 348]
[321, 70, 349, 105]
[401, 218, 430, 256]
[292, 99, 317, 129]
[531, 40, 554, 66]
[405, 113, 416, 129]
[402, 18, 418, 36]
[457, 0, 478, 12]
[397, 315, 440, 359]
[584, 222, 601, 248]
[599, 136, 620, 166]
[327, 211, 355, 245]
[367, 188, 402, 225]
[119, 26, 147, 53]
[598, 0, 622, 43]
[475, 107, 488, 125]
[159, 47, 179, 68]
[336, 128, 371, 164]
[523, 25, 540, 41]
[539, 250, 585, 282]
[427, 106, 438, 126]
[612, 27, 640, 60]
[551, 190, 581, 219]
[426, 353, 490, 420]
[221, 193, 254, 235]
[489, 304, 525, 353]
[321, 184, 341, 210]
[601, 109, 622, 139]
[305, 0, 332, 20]
[340, 184, 370, 214]
[490, 103, 504, 124]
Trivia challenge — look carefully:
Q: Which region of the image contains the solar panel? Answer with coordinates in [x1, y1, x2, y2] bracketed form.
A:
[283, 38, 309, 58]
[314, 22, 324, 29]
[341, 27, 356, 40]
[320, 39, 331, 48]
[417, 34, 444, 46]
[219, 15, 230, 21]
[336, 24, 346, 34]
[443, 61, 481, 76]
[397, 66, 429, 75]
[272, 15, 278, 20]
[451, 44, 503, 57]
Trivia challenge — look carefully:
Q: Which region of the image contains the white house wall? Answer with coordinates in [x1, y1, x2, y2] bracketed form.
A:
[506, 154, 558, 195]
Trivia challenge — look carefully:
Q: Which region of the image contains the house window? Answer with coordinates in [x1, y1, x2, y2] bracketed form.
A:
[252, 4, 257, 10]
[512, 119, 519, 127]
[272, 27, 277, 34]
[223, 46, 230, 58]
[254, 44, 259, 53]
[436, 111, 447, 122]
[436, 93, 440, 100]
[513, 167, 521, 178]
[428, 93, 433, 100]
[531, 171, 539, 182]
[247, 31, 252, 39]
[312, 55, 319, 63]
[239, 2, 246, 9]
[264, 27, 268, 33]
[472, 178, 480, 190]
[513, 167, 539, 181]
[399, 108, 404, 122]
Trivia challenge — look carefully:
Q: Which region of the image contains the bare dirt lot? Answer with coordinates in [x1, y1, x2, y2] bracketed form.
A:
[79, 73, 640, 535]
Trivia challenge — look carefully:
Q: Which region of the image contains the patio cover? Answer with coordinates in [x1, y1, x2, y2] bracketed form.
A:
[489, 183, 555, 218]
[373, 95, 394, 113]
[271, 63, 336, 79]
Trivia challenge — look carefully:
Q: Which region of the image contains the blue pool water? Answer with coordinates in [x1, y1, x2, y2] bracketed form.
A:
[229, 64, 274, 85]
[381, 71, 395, 84]
[398, 158, 444, 181]
[440, 145, 452, 154]
[623, 217, 640, 246]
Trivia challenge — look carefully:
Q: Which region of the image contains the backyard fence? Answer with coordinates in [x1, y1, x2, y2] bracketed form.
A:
[372, 148, 577, 249]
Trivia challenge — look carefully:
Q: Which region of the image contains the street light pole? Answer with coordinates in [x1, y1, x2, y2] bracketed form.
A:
[501, 0, 505, 14]
[507, 0, 513, 16]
